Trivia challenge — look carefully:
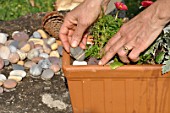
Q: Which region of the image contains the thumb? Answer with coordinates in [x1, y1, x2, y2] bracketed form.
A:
[71, 23, 89, 47]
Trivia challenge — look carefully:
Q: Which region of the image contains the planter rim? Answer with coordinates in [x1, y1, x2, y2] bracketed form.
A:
[62, 50, 170, 78]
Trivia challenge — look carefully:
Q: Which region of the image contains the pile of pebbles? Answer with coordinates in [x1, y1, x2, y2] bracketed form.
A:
[0, 29, 63, 93]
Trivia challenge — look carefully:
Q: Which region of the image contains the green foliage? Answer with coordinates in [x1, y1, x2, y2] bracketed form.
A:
[0, 0, 56, 21]
[85, 15, 123, 59]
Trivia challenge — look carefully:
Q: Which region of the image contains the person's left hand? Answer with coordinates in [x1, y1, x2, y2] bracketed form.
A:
[99, 0, 170, 65]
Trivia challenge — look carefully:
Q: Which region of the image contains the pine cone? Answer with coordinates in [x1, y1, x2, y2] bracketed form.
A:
[42, 11, 64, 39]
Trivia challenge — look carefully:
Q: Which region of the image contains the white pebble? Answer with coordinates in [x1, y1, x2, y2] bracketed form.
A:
[73, 60, 87, 66]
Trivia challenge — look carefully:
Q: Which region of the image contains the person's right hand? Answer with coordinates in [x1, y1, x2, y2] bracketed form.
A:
[59, 0, 105, 52]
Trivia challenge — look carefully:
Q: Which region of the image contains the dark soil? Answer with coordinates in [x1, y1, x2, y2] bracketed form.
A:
[0, 13, 72, 113]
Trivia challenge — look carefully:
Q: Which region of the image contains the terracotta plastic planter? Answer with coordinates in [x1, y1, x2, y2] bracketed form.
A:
[62, 50, 170, 113]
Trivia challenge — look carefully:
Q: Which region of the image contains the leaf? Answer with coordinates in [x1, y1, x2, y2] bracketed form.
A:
[162, 60, 170, 74]
[109, 61, 124, 70]
[155, 52, 165, 64]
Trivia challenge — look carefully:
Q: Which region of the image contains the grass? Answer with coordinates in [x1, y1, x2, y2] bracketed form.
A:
[0, 0, 56, 21]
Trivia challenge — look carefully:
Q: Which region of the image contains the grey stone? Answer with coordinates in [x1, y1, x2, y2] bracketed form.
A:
[70, 47, 85, 61]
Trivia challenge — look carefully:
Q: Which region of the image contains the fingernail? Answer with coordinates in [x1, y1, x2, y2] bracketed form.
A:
[98, 61, 102, 65]
[71, 41, 78, 47]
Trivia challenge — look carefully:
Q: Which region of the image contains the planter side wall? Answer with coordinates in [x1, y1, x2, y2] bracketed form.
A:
[68, 77, 170, 113]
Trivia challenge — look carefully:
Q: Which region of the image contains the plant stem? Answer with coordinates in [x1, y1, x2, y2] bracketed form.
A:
[115, 10, 119, 20]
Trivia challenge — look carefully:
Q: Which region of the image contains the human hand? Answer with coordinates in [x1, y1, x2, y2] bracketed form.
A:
[59, 0, 106, 52]
[99, 0, 170, 65]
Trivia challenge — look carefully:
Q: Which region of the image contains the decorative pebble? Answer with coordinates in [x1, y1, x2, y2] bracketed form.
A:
[0, 81, 3, 86]
[0, 58, 4, 69]
[5, 40, 13, 46]
[12, 31, 20, 37]
[8, 75, 22, 82]
[73, 60, 87, 65]
[47, 37, 56, 45]
[35, 46, 44, 53]
[57, 46, 63, 56]
[16, 50, 27, 60]
[41, 69, 54, 80]
[87, 57, 99, 65]
[31, 57, 44, 63]
[12, 64, 24, 70]
[20, 43, 31, 53]
[9, 45, 17, 53]
[27, 49, 40, 60]
[30, 64, 43, 77]
[48, 57, 62, 68]
[28, 38, 44, 45]
[0, 33, 8, 44]
[8, 52, 20, 64]
[12, 31, 29, 41]
[38, 59, 52, 69]
[28, 41, 35, 49]
[17, 60, 24, 66]
[49, 51, 60, 58]
[51, 43, 58, 50]
[37, 29, 48, 39]
[0, 74, 7, 82]
[70, 47, 85, 61]
[3, 59, 10, 66]
[33, 31, 41, 39]
[0, 46, 10, 59]
[0, 87, 3, 93]
[3, 79, 17, 89]
[39, 53, 49, 59]
[50, 64, 60, 73]
[43, 44, 51, 54]
[24, 61, 36, 68]
[9, 40, 19, 48]
[10, 70, 26, 78]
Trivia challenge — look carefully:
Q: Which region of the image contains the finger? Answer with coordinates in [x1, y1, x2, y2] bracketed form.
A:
[117, 45, 133, 63]
[104, 32, 121, 52]
[79, 34, 87, 49]
[59, 24, 70, 52]
[71, 23, 89, 47]
[99, 37, 126, 65]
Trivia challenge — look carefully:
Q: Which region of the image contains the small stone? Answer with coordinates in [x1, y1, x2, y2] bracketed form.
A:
[37, 29, 48, 39]
[0, 58, 4, 69]
[24, 61, 36, 68]
[35, 46, 44, 53]
[33, 31, 41, 39]
[17, 61, 24, 66]
[28, 38, 44, 45]
[43, 44, 51, 54]
[70, 47, 85, 61]
[56, 40, 62, 46]
[12, 31, 19, 37]
[5, 40, 14, 46]
[39, 53, 49, 59]
[28, 41, 35, 49]
[12, 64, 24, 70]
[34, 44, 42, 48]
[9, 40, 19, 48]
[8, 52, 20, 64]
[0, 81, 3, 86]
[16, 50, 27, 60]
[47, 37, 56, 45]
[12, 31, 29, 41]
[3, 79, 17, 89]
[0, 46, 10, 59]
[0, 33, 8, 44]
[57, 46, 63, 56]
[50, 64, 60, 73]
[49, 51, 60, 58]
[9, 45, 17, 53]
[31, 57, 44, 63]
[8, 75, 22, 82]
[10, 70, 26, 78]
[0, 87, 3, 93]
[27, 49, 40, 60]
[87, 57, 99, 65]
[48, 57, 62, 68]
[73, 60, 87, 65]
[38, 59, 52, 69]
[51, 43, 58, 50]
[41, 69, 54, 80]
[20, 43, 31, 53]
[0, 74, 7, 82]
[30, 64, 42, 77]
[3, 59, 10, 66]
